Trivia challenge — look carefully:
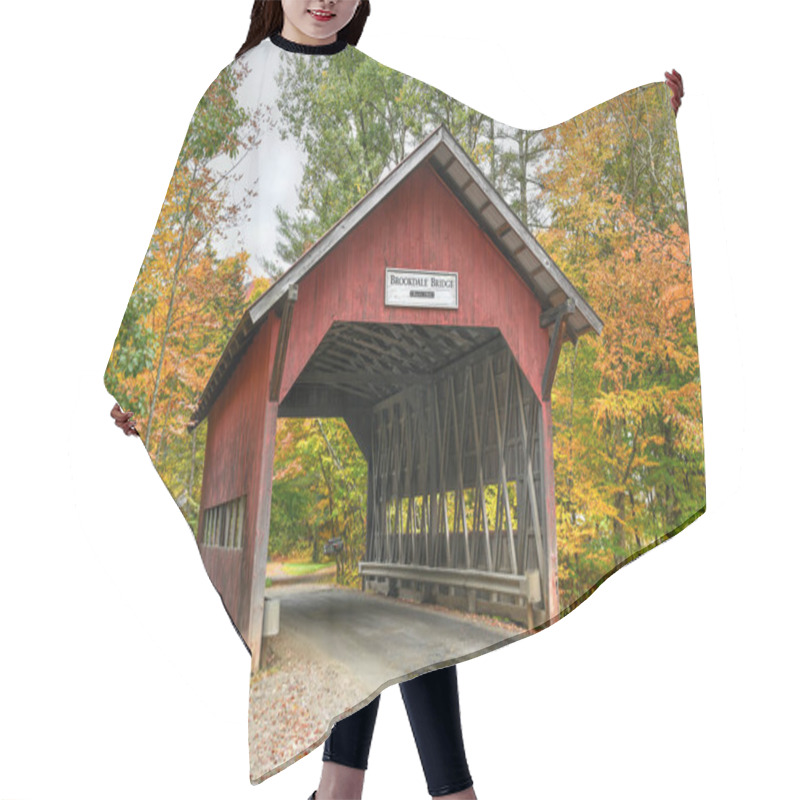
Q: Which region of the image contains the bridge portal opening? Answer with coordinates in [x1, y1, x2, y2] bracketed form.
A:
[275, 321, 549, 627]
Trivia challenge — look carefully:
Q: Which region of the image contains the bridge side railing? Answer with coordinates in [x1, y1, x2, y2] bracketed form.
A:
[358, 561, 546, 629]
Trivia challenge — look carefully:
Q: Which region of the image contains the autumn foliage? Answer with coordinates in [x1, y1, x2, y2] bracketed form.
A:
[537, 85, 704, 607]
[104, 55, 704, 605]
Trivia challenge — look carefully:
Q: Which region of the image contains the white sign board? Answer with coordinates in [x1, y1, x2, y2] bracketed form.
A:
[384, 268, 459, 309]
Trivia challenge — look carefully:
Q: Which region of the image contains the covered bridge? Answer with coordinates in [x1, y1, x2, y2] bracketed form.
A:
[188, 124, 602, 673]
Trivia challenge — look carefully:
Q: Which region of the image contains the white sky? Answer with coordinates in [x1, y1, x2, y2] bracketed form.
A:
[211, 46, 308, 280]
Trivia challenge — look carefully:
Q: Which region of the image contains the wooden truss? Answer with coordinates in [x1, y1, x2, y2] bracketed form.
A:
[360, 345, 549, 627]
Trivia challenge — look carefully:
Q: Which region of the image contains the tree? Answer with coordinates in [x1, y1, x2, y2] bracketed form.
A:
[538, 83, 704, 605]
[104, 59, 272, 532]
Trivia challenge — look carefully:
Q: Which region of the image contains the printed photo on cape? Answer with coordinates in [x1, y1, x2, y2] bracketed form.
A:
[103, 38, 705, 784]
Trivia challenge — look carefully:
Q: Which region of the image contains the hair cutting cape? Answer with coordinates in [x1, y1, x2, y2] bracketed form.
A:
[104, 33, 705, 785]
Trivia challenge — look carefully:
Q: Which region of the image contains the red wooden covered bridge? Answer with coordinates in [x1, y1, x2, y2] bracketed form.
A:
[188, 124, 602, 673]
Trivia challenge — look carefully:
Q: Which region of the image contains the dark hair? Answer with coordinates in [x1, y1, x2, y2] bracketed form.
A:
[236, 1, 371, 60]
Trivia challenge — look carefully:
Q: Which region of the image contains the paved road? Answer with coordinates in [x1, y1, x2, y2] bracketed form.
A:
[266, 585, 519, 694]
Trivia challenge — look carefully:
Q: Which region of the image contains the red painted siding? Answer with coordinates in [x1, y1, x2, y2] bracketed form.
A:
[278, 163, 550, 406]
[198, 317, 278, 648]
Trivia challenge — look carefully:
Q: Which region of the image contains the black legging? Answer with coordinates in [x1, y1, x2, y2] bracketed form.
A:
[323, 664, 473, 797]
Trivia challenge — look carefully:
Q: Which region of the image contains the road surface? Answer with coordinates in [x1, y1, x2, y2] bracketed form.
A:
[267, 584, 520, 694]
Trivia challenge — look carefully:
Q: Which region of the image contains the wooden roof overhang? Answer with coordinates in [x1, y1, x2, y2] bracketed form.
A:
[189, 124, 602, 430]
[279, 321, 506, 416]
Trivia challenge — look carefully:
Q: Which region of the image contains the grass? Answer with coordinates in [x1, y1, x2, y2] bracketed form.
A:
[282, 561, 331, 576]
